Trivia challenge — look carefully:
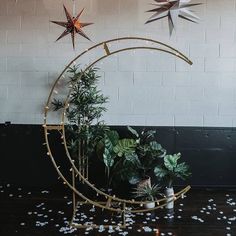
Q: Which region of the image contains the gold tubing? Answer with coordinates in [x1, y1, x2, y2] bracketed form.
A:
[57, 45, 192, 205]
[72, 169, 76, 212]
[43, 37, 193, 226]
[44, 121, 190, 212]
[45, 125, 63, 130]
[43, 36, 192, 114]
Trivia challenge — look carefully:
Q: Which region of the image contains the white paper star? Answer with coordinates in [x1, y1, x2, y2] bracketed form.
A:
[146, 0, 202, 35]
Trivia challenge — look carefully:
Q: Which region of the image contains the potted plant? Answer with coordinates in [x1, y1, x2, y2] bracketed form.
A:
[154, 153, 191, 209]
[97, 126, 166, 190]
[133, 184, 161, 209]
[96, 128, 137, 188]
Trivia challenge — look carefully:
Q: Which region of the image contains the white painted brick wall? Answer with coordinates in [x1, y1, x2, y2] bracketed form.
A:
[0, 57, 6, 72]
[134, 72, 162, 87]
[0, 0, 236, 127]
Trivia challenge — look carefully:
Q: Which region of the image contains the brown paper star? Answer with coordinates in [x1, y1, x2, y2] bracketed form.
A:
[51, 5, 93, 49]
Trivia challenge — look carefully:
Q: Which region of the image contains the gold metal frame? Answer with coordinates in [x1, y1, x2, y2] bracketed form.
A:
[43, 37, 192, 228]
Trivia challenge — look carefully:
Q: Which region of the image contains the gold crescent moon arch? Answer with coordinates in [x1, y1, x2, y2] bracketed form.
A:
[43, 37, 192, 227]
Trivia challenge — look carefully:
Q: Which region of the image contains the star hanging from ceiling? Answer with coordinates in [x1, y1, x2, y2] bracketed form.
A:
[145, 0, 202, 36]
[51, 5, 93, 49]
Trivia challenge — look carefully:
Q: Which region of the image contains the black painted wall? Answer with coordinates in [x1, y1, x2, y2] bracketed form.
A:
[0, 124, 236, 188]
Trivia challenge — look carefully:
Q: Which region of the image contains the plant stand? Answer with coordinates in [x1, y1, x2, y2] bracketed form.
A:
[70, 169, 127, 229]
[43, 36, 193, 230]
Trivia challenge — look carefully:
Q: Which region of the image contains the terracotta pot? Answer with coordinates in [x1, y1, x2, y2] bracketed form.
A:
[165, 187, 174, 209]
[137, 176, 151, 189]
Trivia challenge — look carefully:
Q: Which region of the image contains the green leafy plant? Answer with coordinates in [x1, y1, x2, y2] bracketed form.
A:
[154, 153, 191, 188]
[52, 65, 109, 170]
[117, 127, 166, 185]
[97, 126, 166, 187]
[96, 129, 138, 186]
[133, 184, 161, 201]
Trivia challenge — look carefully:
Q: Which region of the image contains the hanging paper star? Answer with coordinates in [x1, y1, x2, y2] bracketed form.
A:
[145, 0, 202, 35]
[51, 5, 93, 49]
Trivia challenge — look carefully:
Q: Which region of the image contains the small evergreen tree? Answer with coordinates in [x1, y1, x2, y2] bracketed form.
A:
[52, 65, 109, 178]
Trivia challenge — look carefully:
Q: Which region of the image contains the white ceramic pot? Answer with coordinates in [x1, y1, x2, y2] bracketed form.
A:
[165, 187, 174, 209]
[144, 201, 155, 209]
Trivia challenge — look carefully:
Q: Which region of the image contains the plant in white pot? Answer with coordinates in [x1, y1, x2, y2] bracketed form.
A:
[154, 153, 191, 209]
[97, 126, 166, 191]
[96, 126, 166, 189]
[133, 184, 161, 209]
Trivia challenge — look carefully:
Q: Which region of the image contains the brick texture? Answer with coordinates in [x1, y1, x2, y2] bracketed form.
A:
[0, 0, 236, 127]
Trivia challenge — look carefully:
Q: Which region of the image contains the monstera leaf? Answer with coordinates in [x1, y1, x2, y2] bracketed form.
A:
[154, 153, 191, 188]
[106, 130, 119, 146]
[154, 166, 168, 179]
[113, 139, 137, 157]
[164, 153, 181, 171]
[124, 152, 140, 165]
[149, 141, 162, 150]
[149, 141, 166, 157]
[174, 162, 191, 180]
[115, 161, 141, 185]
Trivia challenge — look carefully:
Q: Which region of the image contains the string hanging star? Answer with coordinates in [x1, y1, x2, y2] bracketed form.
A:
[145, 0, 202, 36]
[51, 5, 93, 49]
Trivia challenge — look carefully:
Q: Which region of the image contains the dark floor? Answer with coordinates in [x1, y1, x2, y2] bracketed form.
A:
[0, 184, 236, 236]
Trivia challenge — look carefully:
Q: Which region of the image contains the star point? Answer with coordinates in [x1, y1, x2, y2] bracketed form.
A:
[145, 0, 202, 36]
[51, 5, 93, 49]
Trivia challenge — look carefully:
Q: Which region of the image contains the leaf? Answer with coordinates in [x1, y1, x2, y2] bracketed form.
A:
[164, 153, 181, 171]
[154, 166, 168, 179]
[124, 152, 140, 164]
[106, 130, 119, 146]
[113, 139, 137, 157]
[143, 129, 156, 140]
[174, 162, 191, 180]
[133, 184, 161, 201]
[128, 175, 141, 185]
[103, 136, 115, 168]
[103, 147, 114, 168]
[127, 126, 139, 138]
[51, 98, 64, 111]
[104, 135, 114, 152]
[149, 141, 162, 151]
[67, 139, 78, 156]
[149, 141, 166, 157]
